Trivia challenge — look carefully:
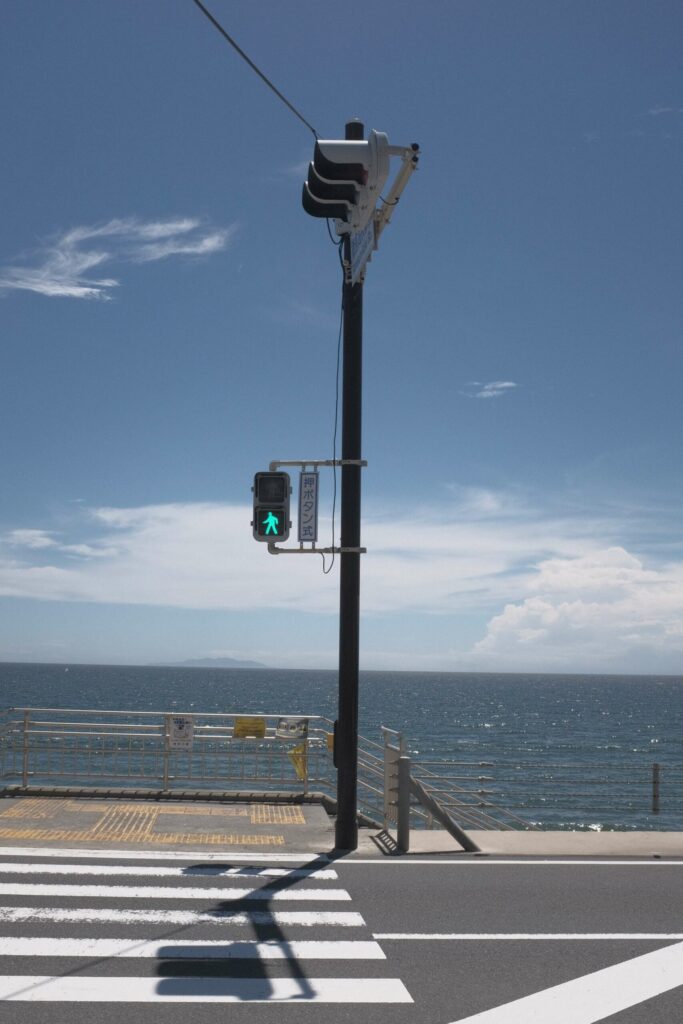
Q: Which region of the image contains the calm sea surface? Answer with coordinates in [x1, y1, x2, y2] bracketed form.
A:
[1, 663, 682, 829]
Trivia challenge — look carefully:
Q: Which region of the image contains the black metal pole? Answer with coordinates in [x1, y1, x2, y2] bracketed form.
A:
[335, 119, 364, 851]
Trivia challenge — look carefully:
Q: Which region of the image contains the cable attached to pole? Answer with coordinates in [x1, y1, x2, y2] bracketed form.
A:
[190, 0, 319, 139]
[321, 278, 344, 575]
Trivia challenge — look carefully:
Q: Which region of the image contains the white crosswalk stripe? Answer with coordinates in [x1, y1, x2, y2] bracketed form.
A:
[0, 905, 366, 927]
[0, 936, 387, 959]
[0, 881, 352, 900]
[0, 975, 412, 1003]
[0, 860, 340, 880]
[0, 851, 412, 1006]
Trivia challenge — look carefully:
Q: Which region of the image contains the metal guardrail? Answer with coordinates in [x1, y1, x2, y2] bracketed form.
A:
[0, 707, 330, 796]
[0, 708, 404, 830]
[395, 757, 683, 843]
[2, 708, 678, 849]
[485, 760, 683, 827]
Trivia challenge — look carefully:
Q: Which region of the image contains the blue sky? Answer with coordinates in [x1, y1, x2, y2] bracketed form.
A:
[1, 0, 681, 673]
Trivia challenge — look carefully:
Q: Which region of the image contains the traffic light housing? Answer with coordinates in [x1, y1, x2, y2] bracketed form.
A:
[252, 472, 291, 542]
[302, 130, 390, 234]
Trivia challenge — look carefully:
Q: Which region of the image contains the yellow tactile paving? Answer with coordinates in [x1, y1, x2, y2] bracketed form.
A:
[252, 804, 306, 824]
[0, 827, 285, 845]
[61, 801, 251, 818]
[90, 806, 158, 840]
[0, 798, 305, 826]
[0, 797, 305, 845]
[0, 798, 61, 819]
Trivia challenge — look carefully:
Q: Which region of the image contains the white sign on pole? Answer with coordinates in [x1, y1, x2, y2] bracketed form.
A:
[168, 715, 194, 751]
[298, 471, 319, 543]
[350, 218, 376, 284]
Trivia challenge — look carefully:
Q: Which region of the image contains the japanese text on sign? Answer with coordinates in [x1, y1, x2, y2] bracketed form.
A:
[167, 715, 194, 751]
[233, 716, 266, 739]
[298, 471, 319, 543]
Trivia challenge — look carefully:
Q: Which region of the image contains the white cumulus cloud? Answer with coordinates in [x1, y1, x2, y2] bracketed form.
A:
[472, 547, 683, 672]
[1, 494, 682, 672]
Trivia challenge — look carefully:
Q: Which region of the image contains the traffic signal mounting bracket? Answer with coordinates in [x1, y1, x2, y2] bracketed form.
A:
[260, 458, 368, 556]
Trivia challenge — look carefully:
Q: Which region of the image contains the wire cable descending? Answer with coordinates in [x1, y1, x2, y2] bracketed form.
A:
[321, 280, 344, 575]
[191, 0, 319, 139]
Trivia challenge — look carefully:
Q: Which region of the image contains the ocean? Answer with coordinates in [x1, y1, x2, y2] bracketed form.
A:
[1, 663, 682, 830]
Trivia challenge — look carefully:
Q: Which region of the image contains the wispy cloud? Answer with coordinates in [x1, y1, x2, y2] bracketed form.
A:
[0, 217, 236, 300]
[645, 105, 683, 117]
[4, 529, 58, 550]
[462, 381, 518, 400]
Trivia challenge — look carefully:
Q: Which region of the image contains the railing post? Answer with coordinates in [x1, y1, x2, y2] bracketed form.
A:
[21, 709, 30, 788]
[304, 738, 309, 797]
[397, 755, 411, 853]
[162, 715, 170, 791]
[652, 762, 660, 815]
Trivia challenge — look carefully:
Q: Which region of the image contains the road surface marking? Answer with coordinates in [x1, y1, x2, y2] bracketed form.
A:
[0, 861, 337, 879]
[376, 932, 683, 941]
[342, 859, 683, 866]
[0, 845, 329, 862]
[0, 881, 350, 901]
[0, 975, 413, 1002]
[0, 905, 365, 926]
[0, 936, 386, 959]
[4, 846, 678, 866]
[448, 940, 683, 1023]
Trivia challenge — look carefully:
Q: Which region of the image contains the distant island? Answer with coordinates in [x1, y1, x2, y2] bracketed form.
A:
[156, 657, 266, 669]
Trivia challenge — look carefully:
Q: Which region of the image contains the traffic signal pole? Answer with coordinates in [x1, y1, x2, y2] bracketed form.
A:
[295, 116, 418, 848]
[335, 119, 365, 851]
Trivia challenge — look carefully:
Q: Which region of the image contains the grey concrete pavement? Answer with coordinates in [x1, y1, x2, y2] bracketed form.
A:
[2, 790, 682, 858]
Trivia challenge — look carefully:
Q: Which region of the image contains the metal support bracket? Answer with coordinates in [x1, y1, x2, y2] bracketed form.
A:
[269, 459, 367, 470]
[268, 544, 366, 555]
[263, 458, 368, 556]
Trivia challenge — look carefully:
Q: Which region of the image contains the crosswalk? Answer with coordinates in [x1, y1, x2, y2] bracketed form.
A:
[0, 848, 412, 1005]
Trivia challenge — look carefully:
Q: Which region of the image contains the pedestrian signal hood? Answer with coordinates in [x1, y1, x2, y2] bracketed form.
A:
[302, 130, 390, 234]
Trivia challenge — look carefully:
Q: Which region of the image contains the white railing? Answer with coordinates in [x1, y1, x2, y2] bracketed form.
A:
[4, 708, 674, 847]
[0, 707, 331, 796]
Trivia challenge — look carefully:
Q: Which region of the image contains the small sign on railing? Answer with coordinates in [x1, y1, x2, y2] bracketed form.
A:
[168, 715, 194, 751]
[233, 716, 266, 739]
[276, 717, 309, 740]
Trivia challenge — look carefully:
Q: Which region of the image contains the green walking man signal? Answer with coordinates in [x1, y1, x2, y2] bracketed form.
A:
[252, 472, 291, 542]
[262, 510, 281, 535]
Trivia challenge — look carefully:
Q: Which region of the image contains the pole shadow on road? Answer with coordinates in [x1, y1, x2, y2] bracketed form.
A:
[155, 849, 344, 1001]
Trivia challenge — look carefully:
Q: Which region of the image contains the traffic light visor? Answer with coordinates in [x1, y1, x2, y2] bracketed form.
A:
[256, 474, 288, 502]
[313, 141, 367, 185]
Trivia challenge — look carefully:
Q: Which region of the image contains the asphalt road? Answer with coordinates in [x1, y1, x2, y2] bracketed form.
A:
[336, 856, 683, 1023]
[1, 846, 682, 1023]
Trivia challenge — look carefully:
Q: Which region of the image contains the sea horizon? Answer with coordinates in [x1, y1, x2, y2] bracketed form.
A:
[1, 659, 682, 680]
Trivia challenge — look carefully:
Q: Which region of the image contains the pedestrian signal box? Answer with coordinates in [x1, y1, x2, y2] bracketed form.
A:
[252, 472, 291, 542]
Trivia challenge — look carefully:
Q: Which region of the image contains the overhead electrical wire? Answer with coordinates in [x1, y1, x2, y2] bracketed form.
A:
[191, 0, 344, 574]
[190, 0, 319, 139]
